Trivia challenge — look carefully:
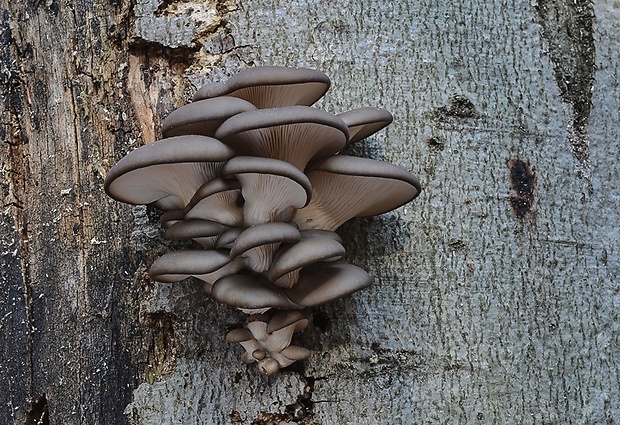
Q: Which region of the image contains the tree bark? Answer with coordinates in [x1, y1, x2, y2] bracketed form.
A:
[1, 0, 618, 424]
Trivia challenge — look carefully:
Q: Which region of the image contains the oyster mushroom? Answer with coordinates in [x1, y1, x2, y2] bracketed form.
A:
[337, 107, 393, 145]
[104, 135, 235, 209]
[211, 274, 302, 310]
[222, 156, 312, 225]
[285, 263, 372, 307]
[226, 311, 310, 375]
[161, 97, 256, 138]
[264, 236, 346, 288]
[183, 178, 244, 227]
[230, 222, 301, 273]
[215, 106, 348, 170]
[149, 249, 232, 283]
[164, 219, 231, 249]
[193, 66, 331, 108]
[294, 155, 422, 231]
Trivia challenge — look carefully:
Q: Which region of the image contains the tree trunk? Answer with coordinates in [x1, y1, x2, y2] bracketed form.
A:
[1, 0, 618, 424]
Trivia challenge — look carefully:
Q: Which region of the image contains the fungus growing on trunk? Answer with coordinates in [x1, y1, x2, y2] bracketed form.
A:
[193, 66, 331, 108]
[104, 66, 421, 375]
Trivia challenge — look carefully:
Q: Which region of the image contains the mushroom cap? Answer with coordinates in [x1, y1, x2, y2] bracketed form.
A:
[294, 155, 422, 231]
[216, 227, 244, 249]
[161, 97, 257, 138]
[225, 328, 253, 343]
[222, 156, 313, 225]
[197, 257, 247, 288]
[230, 223, 301, 258]
[267, 310, 309, 333]
[193, 66, 331, 108]
[159, 209, 185, 228]
[164, 219, 231, 248]
[164, 219, 231, 240]
[211, 274, 302, 310]
[230, 222, 301, 273]
[337, 107, 393, 145]
[265, 237, 346, 286]
[149, 249, 231, 283]
[184, 178, 244, 227]
[280, 345, 311, 361]
[257, 357, 281, 375]
[299, 229, 343, 243]
[104, 135, 235, 208]
[215, 106, 348, 170]
[285, 263, 372, 306]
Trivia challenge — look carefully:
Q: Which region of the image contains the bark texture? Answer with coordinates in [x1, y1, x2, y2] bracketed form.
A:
[1, 0, 619, 424]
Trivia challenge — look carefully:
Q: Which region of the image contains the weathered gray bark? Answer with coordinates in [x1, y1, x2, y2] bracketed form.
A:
[1, 0, 618, 424]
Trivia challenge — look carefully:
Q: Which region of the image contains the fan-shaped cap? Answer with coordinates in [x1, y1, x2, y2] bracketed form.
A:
[230, 222, 300, 273]
[159, 209, 185, 228]
[225, 328, 253, 343]
[215, 227, 244, 250]
[299, 229, 342, 243]
[211, 274, 302, 310]
[285, 263, 372, 306]
[164, 219, 231, 249]
[149, 249, 231, 283]
[198, 257, 247, 289]
[337, 107, 393, 145]
[193, 66, 331, 108]
[294, 155, 421, 231]
[215, 106, 348, 170]
[184, 178, 244, 227]
[280, 345, 311, 361]
[104, 135, 235, 209]
[265, 237, 346, 288]
[267, 310, 309, 333]
[222, 156, 312, 225]
[161, 97, 257, 138]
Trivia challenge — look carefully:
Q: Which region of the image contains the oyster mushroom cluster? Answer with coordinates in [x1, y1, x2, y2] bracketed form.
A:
[105, 66, 421, 375]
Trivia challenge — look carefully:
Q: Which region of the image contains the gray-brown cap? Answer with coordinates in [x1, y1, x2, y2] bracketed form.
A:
[215, 106, 348, 170]
[149, 249, 232, 283]
[164, 219, 231, 249]
[104, 135, 235, 209]
[293, 155, 422, 231]
[230, 222, 300, 273]
[264, 237, 346, 288]
[162, 97, 256, 138]
[193, 66, 331, 108]
[184, 178, 244, 227]
[222, 156, 312, 225]
[285, 263, 372, 306]
[337, 107, 393, 145]
[211, 274, 302, 310]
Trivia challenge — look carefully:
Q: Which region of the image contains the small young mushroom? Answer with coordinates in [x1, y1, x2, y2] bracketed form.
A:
[104, 135, 235, 209]
[193, 66, 331, 108]
[337, 107, 393, 145]
[161, 97, 256, 138]
[222, 156, 312, 225]
[294, 155, 422, 231]
[226, 311, 310, 375]
[215, 106, 349, 170]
